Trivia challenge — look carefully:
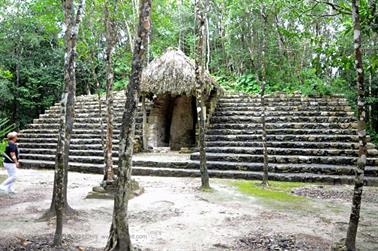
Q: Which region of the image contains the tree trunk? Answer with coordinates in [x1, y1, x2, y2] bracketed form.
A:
[260, 83, 268, 186]
[94, 68, 106, 157]
[104, 1, 151, 250]
[195, 0, 210, 189]
[14, 50, 20, 131]
[53, 0, 85, 246]
[86, 82, 91, 95]
[345, 1, 367, 250]
[368, 72, 372, 129]
[205, 0, 210, 71]
[142, 95, 147, 150]
[177, 0, 184, 51]
[12, 38, 23, 131]
[104, 0, 117, 182]
[260, 9, 269, 187]
[124, 19, 134, 53]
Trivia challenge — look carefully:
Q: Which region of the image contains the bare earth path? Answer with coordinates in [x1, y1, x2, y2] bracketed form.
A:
[0, 169, 377, 250]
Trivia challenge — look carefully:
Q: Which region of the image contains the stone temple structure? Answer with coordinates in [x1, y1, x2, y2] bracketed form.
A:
[17, 49, 378, 185]
[139, 48, 220, 151]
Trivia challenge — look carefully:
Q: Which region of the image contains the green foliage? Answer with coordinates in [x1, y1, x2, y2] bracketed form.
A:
[0, 0, 63, 128]
[230, 180, 306, 202]
[0, 140, 7, 166]
[368, 129, 378, 145]
[0, 0, 377, 139]
[113, 79, 128, 91]
[218, 70, 351, 97]
[0, 118, 15, 166]
[0, 118, 15, 139]
[217, 74, 259, 94]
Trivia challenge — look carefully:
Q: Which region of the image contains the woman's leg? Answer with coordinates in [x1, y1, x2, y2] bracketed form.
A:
[1, 163, 17, 193]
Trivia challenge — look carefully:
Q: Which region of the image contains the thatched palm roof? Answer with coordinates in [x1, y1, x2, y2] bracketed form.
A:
[141, 48, 218, 96]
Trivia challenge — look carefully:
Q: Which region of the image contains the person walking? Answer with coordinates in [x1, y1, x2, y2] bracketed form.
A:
[1, 132, 19, 195]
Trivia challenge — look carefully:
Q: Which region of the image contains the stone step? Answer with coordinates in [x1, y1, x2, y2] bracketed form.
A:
[20, 159, 104, 174]
[75, 93, 127, 101]
[33, 116, 143, 124]
[71, 97, 347, 107]
[205, 140, 376, 150]
[51, 100, 129, 105]
[213, 111, 355, 117]
[217, 100, 350, 106]
[132, 160, 194, 169]
[18, 141, 375, 152]
[132, 159, 378, 176]
[206, 134, 364, 142]
[219, 96, 348, 102]
[218, 96, 347, 101]
[211, 123, 357, 130]
[203, 146, 378, 157]
[45, 107, 127, 115]
[215, 106, 352, 112]
[217, 101, 349, 107]
[196, 161, 378, 177]
[20, 148, 120, 157]
[74, 97, 127, 102]
[18, 142, 120, 151]
[207, 128, 357, 135]
[211, 116, 355, 124]
[73, 99, 131, 105]
[73, 97, 143, 104]
[220, 94, 346, 100]
[49, 102, 142, 110]
[19, 159, 378, 186]
[19, 128, 143, 135]
[39, 110, 146, 119]
[26, 121, 142, 129]
[134, 167, 378, 186]
[190, 153, 378, 166]
[18, 137, 120, 144]
[19, 152, 378, 179]
[17, 131, 142, 139]
[52, 97, 135, 104]
[46, 104, 143, 113]
[20, 153, 111, 165]
[20, 153, 187, 167]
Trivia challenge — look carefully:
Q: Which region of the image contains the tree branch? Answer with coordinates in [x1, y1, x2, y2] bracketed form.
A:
[315, 0, 352, 15]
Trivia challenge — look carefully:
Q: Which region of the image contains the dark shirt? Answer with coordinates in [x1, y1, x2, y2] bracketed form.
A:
[3, 141, 19, 163]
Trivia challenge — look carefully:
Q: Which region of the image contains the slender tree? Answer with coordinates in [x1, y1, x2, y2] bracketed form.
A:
[260, 7, 269, 187]
[105, 1, 151, 250]
[345, 1, 367, 250]
[195, 0, 210, 189]
[177, 0, 184, 51]
[204, 0, 210, 71]
[53, 0, 85, 246]
[103, 0, 118, 182]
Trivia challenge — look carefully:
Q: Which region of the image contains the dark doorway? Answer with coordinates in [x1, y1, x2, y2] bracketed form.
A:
[146, 94, 195, 150]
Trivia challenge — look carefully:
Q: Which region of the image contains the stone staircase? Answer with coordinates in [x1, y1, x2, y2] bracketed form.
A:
[19, 92, 146, 173]
[189, 94, 378, 185]
[18, 92, 378, 185]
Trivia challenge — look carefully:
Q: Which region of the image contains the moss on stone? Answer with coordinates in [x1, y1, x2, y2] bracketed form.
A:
[87, 179, 144, 200]
[199, 186, 214, 193]
[230, 180, 306, 202]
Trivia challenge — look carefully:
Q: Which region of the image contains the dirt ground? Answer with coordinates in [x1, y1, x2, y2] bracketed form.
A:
[0, 169, 377, 251]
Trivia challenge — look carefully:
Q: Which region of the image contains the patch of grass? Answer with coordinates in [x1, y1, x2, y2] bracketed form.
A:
[0, 175, 6, 183]
[230, 180, 306, 202]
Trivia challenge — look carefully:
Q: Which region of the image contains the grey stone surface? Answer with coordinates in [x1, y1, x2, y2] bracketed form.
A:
[17, 92, 378, 185]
